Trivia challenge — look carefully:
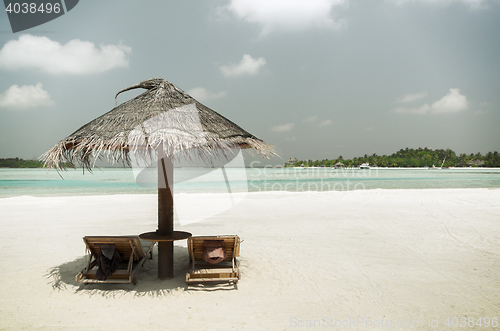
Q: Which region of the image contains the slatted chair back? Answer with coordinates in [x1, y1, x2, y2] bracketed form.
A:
[188, 236, 240, 263]
[84, 236, 145, 262]
[76, 236, 153, 285]
[186, 235, 241, 284]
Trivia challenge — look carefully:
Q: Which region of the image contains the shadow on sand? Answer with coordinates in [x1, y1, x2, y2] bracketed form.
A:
[46, 245, 237, 297]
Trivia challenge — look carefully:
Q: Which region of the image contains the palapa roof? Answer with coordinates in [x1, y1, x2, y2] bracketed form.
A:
[40, 78, 276, 169]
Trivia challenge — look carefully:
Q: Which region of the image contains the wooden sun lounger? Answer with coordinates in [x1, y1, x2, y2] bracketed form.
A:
[186, 235, 241, 284]
[76, 236, 154, 285]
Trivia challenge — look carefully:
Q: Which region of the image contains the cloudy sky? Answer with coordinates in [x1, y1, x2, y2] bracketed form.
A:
[0, 0, 499, 164]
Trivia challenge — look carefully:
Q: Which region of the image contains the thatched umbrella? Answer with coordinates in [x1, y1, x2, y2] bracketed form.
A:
[41, 78, 275, 280]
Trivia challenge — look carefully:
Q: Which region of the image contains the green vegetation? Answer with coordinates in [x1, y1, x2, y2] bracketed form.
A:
[0, 158, 44, 168]
[286, 148, 500, 168]
[3, 148, 500, 168]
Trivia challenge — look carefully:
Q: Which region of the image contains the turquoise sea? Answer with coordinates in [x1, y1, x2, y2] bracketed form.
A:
[1, 167, 500, 198]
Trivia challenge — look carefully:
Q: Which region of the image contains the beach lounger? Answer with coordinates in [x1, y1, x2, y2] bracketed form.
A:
[76, 236, 154, 285]
[186, 235, 241, 284]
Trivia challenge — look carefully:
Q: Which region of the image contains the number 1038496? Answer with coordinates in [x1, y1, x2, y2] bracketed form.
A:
[5, 2, 61, 14]
[444, 317, 498, 328]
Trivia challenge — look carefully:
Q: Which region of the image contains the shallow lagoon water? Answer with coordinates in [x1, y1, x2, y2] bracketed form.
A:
[1, 167, 499, 198]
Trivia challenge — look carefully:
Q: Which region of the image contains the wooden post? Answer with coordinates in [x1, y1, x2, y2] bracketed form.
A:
[158, 148, 174, 279]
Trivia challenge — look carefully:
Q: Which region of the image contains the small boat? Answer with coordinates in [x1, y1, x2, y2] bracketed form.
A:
[430, 157, 446, 170]
[359, 163, 370, 169]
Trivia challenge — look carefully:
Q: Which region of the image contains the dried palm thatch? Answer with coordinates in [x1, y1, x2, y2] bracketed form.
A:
[40, 78, 276, 170]
[40, 78, 277, 280]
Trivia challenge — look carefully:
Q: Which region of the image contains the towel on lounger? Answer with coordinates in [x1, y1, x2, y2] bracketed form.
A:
[96, 244, 122, 280]
[203, 240, 226, 264]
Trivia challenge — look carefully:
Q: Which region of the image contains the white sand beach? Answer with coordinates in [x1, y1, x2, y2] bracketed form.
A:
[0, 188, 499, 330]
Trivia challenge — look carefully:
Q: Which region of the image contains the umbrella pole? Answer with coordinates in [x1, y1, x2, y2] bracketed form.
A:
[158, 150, 174, 279]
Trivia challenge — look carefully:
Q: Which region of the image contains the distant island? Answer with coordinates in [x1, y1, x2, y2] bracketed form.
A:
[285, 148, 500, 168]
[2, 148, 500, 168]
[0, 158, 73, 168]
[0, 158, 44, 168]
